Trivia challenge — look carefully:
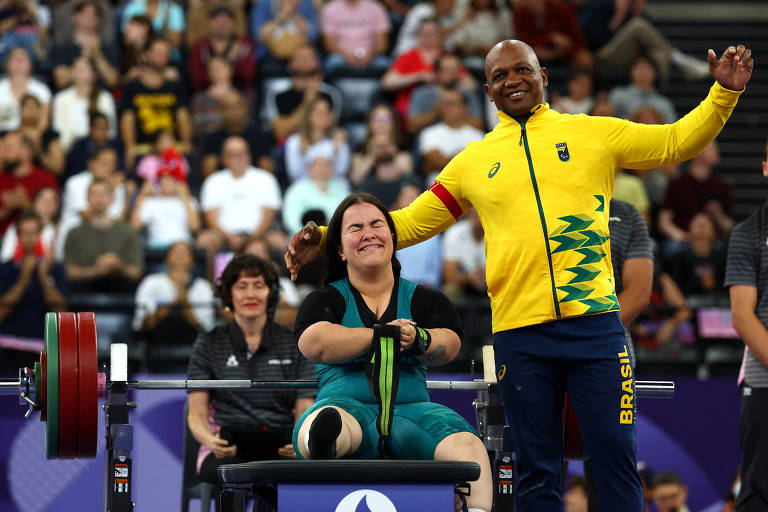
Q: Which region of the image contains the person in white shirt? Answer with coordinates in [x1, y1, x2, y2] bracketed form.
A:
[131, 160, 201, 249]
[57, 146, 127, 259]
[441, 207, 485, 300]
[133, 241, 216, 371]
[418, 88, 485, 182]
[51, 56, 117, 150]
[197, 136, 281, 254]
[0, 48, 51, 132]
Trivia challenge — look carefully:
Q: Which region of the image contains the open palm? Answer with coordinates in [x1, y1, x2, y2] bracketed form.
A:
[708, 44, 754, 91]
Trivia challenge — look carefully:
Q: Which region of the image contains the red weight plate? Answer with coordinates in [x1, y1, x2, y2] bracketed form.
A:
[40, 351, 47, 422]
[563, 394, 586, 461]
[76, 312, 98, 458]
[57, 312, 79, 459]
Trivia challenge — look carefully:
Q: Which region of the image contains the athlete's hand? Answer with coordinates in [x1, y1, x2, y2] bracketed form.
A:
[388, 318, 417, 352]
[284, 222, 323, 281]
[709, 44, 753, 91]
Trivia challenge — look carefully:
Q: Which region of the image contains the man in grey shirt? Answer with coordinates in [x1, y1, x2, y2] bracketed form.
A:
[609, 198, 655, 364]
[725, 137, 768, 512]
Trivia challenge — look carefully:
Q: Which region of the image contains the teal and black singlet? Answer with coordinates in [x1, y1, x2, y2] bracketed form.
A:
[292, 277, 477, 459]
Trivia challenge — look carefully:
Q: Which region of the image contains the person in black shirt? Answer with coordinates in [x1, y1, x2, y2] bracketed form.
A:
[200, 91, 273, 179]
[186, 254, 315, 485]
[119, 36, 191, 169]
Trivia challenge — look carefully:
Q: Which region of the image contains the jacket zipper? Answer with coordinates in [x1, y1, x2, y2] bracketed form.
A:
[516, 118, 561, 318]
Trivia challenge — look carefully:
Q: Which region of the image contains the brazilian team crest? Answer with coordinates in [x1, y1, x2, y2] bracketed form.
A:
[556, 142, 570, 162]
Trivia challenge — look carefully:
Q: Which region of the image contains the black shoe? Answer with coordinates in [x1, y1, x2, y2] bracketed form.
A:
[308, 407, 342, 459]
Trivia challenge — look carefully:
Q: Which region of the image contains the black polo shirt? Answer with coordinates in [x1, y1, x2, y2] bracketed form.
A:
[187, 320, 316, 429]
[725, 200, 768, 387]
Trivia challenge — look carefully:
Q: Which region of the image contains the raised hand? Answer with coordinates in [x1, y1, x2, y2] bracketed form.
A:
[708, 44, 754, 91]
[284, 222, 323, 281]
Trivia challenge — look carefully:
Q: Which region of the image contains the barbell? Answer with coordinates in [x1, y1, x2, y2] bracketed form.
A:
[0, 312, 675, 461]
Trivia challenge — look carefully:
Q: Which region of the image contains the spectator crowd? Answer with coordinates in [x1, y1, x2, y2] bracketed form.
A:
[0, 0, 745, 374]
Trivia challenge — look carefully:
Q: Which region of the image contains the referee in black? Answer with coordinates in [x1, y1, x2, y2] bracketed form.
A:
[582, 198, 655, 511]
[186, 255, 316, 505]
[725, 137, 768, 512]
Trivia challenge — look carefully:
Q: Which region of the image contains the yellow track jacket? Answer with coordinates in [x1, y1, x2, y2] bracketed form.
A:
[390, 82, 742, 333]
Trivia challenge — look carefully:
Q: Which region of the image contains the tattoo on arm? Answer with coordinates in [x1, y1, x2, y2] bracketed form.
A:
[423, 344, 447, 363]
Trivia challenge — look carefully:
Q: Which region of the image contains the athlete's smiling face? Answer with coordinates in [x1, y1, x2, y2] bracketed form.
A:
[338, 202, 394, 273]
[484, 40, 548, 119]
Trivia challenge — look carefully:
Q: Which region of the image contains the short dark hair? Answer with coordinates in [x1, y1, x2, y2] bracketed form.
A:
[215, 254, 279, 310]
[15, 210, 42, 233]
[87, 145, 116, 162]
[652, 471, 685, 488]
[325, 192, 400, 283]
[89, 111, 108, 127]
[74, 0, 101, 17]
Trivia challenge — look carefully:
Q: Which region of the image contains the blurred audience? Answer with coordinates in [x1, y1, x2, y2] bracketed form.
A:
[442, 207, 485, 301]
[251, 0, 318, 72]
[186, 0, 247, 47]
[551, 67, 594, 115]
[417, 88, 484, 181]
[133, 241, 214, 354]
[120, 0, 185, 50]
[320, 0, 391, 74]
[392, 0, 466, 57]
[50, 0, 119, 90]
[65, 111, 123, 182]
[119, 36, 191, 168]
[200, 90, 273, 179]
[394, 183, 441, 288]
[0, 131, 59, 235]
[266, 44, 341, 142]
[284, 96, 350, 183]
[63, 178, 143, 292]
[197, 136, 281, 255]
[1, 186, 59, 261]
[452, 0, 514, 72]
[187, 4, 255, 92]
[658, 141, 733, 255]
[407, 53, 483, 134]
[350, 105, 414, 187]
[0, 47, 50, 132]
[666, 213, 726, 297]
[52, 56, 117, 151]
[132, 153, 201, 250]
[513, 0, 593, 69]
[652, 471, 690, 512]
[18, 94, 65, 178]
[190, 57, 238, 144]
[282, 156, 348, 234]
[382, 18, 445, 124]
[609, 55, 677, 123]
[135, 131, 190, 189]
[358, 137, 419, 207]
[0, 211, 68, 340]
[59, 146, 128, 256]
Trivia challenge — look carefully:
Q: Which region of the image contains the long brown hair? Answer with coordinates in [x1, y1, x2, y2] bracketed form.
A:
[298, 96, 336, 151]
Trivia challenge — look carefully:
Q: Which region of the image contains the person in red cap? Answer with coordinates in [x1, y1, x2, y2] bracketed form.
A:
[135, 130, 191, 190]
[131, 150, 201, 250]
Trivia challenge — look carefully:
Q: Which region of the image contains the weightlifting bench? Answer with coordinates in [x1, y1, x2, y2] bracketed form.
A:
[217, 460, 481, 512]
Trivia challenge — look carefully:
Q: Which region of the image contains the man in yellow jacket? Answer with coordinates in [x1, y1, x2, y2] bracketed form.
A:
[286, 40, 754, 511]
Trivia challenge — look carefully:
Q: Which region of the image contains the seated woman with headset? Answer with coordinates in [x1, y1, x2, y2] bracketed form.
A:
[291, 192, 492, 512]
[186, 254, 316, 486]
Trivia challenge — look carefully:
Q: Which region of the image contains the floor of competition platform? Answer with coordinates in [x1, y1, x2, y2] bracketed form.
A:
[0, 375, 739, 511]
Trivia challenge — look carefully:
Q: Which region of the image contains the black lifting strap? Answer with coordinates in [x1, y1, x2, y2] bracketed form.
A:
[366, 324, 400, 455]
